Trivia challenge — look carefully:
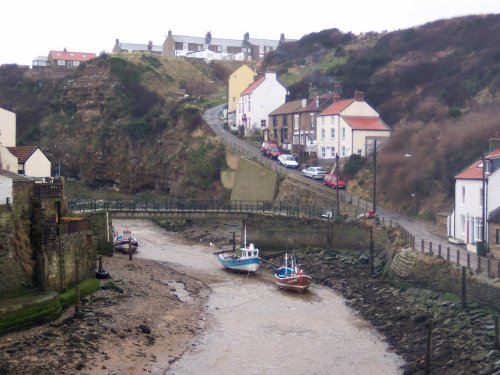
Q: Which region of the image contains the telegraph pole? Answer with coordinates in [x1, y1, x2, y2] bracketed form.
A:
[373, 139, 377, 214]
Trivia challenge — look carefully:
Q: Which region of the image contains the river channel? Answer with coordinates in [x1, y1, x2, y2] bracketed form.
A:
[116, 219, 404, 374]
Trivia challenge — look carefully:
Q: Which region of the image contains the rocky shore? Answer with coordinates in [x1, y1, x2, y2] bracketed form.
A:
[174, 218, 500, 375]
[0, 254, 209, 375]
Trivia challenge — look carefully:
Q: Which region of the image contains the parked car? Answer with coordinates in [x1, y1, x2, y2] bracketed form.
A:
[277, 154, 299, 168]
[261, 141, 282, 159]
[301, 166, 327, 180]
[323, 174, 346, 189]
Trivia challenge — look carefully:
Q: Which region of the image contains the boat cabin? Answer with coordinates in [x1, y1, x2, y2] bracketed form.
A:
[241, 243, 259, 258]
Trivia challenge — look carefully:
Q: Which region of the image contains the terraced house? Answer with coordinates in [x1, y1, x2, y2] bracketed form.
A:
[316, 91, 391, 159]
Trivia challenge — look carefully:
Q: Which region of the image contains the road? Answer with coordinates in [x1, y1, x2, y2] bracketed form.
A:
[202, 105, 494, 276]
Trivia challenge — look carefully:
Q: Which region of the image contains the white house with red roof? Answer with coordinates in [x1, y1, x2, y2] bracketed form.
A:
[237, 72, 287, 136]
[316, 91, 390, 159]
[448, 139, 500, 253]
[7, 146, 51, 178]
[48, 49, 96, 69]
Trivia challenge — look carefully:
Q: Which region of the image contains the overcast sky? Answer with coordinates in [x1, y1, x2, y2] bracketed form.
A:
[2, 0, 500, 66]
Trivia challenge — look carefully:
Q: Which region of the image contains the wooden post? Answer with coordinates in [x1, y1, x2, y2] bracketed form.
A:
[75, 284, 81, 315]
[421, 239, 424, 253]
[98, 255, 103, 273]
[232, 232, 236, 252]
[425, 319, 433, 375]
[370, 227, 374, 276]
[495, 316, 499, 349]
[438, 244, 441, 257]
[461, 266, 467, 307]
[429, 242, 433, 255]
[128, 239, 132, 261]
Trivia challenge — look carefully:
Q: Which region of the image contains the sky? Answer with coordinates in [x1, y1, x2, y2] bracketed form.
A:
[2, 0, 500, 67]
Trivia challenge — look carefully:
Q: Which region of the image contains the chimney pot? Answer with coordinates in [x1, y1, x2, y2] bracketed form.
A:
[302, 98, 307, 107]
[354, 90, 364, 102]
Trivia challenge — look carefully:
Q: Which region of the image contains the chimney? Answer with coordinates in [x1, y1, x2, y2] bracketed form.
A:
[279, 33, 285, 44]
[316, 96, 319, 108]
[63, 47, 67, 52]
[490, 137, 500, 152]
[148, 41, 153, 52]
[302, 98, 307, 107]
[244, 32, 250, 42]
[333, 93, 341, 103]
[168, 30, 172, 38]
[205, 31, 212, 45]
[354, 90, 364, 102]
[265, 72, 276, 81]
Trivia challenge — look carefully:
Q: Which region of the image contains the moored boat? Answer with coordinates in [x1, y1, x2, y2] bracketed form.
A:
[274, 253, 312, 293]
[217, 227, 261, 273]
[113, 226, 139, 253]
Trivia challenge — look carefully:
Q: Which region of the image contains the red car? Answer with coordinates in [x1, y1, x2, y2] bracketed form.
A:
[261, 141, 282, 159]
[323, 174, 346, 189]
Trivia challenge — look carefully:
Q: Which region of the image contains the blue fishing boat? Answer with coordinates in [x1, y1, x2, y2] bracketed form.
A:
[217, 227, 261, 273]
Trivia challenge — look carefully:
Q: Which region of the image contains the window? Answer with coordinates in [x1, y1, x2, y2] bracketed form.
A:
[496, 229, 500, 245]
[183, 43, 188, 50]
[248, 98, 251, 111]
[283, 115, 288, 126]
[460, 215, 465, 234]
[341, 146, 346, 157]
[476, 219, 483, 241]
[283, 128, 288, 141]
[461, 186, 465, 204]
[310, 114, 315, 129]
[331, 147, 336, 158]
[321, 128, 325, 140]
[480, 188, 484, 206]
[198, 45, 203, 51]
[261, 120, 266, 128]
[73, 61, 80, 67]
[341, 127, 346, 140]
[321, 147, 326, 158]
[321, 117, 325, 125]
[330, 128, 335, 140]
[272, 116, 277, 127]
[273, 129, 278, 139]
[294, 115, 299, 130]
[358, 149, 362, 156]
[259, 46, 264, 54]
[57, 60, 65, 66]
[222, 46, 227, 53]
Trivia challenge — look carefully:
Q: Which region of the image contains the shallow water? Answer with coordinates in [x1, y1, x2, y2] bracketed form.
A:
[115, 219, 404, 375]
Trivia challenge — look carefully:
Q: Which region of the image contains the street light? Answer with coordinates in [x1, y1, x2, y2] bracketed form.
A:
[404, 153, 416, 212]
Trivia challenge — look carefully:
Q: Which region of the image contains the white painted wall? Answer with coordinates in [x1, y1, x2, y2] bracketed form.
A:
[342, 101, 378, 117]
[239, 72, 286, 134]
[453, 178, 484, 245]
[0, 108, 16, 147]
[0, 175, 13, 206]
[0, 145, 18, 173]
[488, 169, 500, 214]
[24, 149, 51, 177]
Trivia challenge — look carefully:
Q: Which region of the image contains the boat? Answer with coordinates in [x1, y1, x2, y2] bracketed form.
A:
[113, 226, 139, 253]
[274, 253, 312, 293]
[217, 227, 261, 273]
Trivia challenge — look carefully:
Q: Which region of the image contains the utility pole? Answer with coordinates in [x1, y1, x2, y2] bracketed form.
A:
[336, 153, 340, 217]
[482, 153, 487, 254]
[373, 139, 377, 214]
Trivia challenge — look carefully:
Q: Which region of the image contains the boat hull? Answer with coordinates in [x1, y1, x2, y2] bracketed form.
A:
[275, 272, 312, 293]
[113, 239, 139, 253]
[218, 254, 261, 273]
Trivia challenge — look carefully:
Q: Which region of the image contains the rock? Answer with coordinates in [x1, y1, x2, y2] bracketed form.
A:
[471, 351, 488, 362]
[138, 324, 152, 334]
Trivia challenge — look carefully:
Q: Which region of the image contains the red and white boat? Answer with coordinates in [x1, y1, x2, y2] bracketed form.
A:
[274, 253, 312, 293]
[113, 225, 139, 253]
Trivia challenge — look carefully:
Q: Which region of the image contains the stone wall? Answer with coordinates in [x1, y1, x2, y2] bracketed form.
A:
[230, 157, 278, 201]
[81, 211, 113, 254]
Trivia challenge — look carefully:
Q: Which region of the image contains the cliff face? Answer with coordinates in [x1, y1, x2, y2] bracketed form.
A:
[1, 55, 235, 197]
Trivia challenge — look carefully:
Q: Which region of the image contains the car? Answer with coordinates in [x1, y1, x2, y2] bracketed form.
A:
[301, 166, 328, 180]
[277, 154, 299, 168]
[323, 174, 346, 189]
[261, 141, 282, 159]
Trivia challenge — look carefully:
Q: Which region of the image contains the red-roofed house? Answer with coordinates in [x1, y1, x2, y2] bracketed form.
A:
[7, 146, 51, 178]
[237, 72, 287, 136]
[448, 138, 500, 255]
[316, 91, 390, 159]
[48, 49, 96, 69]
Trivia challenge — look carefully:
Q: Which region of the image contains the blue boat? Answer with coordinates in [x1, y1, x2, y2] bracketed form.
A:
[217, 227, 261, 273]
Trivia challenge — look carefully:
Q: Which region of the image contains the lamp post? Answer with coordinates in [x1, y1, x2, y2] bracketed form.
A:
[404, 153, 416, 212]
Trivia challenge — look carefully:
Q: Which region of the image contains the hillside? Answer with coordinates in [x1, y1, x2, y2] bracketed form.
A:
[0, 55, 242, 198]
[265, 14, 500, 216]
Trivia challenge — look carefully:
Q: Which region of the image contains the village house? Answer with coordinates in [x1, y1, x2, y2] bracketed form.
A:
[7, 146, 51, 178]
[45, 49, 97, 69]
[237, 72, 287, 137]
[114, 31, 293, 61]
[227, 65, 256, 131]
[316, 91, 391, 159]
[448, 138, 500, 257]
[268, 94, 335, 161]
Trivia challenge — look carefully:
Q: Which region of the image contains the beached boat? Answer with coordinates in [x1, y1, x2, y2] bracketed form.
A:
[274, 253, 312, 293]
[113, 226, 139, 253]
[217, 227, 261, 273]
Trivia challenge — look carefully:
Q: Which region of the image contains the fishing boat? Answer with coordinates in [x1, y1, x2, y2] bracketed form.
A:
[217, 227, 261, 273]
[274, 253, 312, 293]
[113, 226, 139, 253]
